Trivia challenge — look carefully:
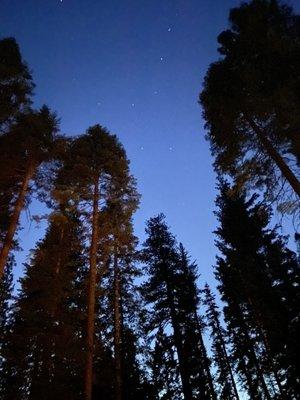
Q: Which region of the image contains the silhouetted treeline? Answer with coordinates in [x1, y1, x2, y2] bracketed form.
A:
[1, 0, 300, 399]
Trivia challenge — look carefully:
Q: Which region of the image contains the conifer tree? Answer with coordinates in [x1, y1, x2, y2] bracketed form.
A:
[0, 203, 86, 400]
[142, 215, 216, 400]
[0, 256, 14, 388]
[0, 37, 34, 129]
[0, 106, 59, 279]
[149, 327, 181, 400]
[55, 125, 139, 400]
[203, 283, 239, 400]
[176, 244, 216, 400]
[214, 180, 300, 398]
[121, 327, 153, 400]
[105, 168, 139, 400]
[200, 0, 300, 199]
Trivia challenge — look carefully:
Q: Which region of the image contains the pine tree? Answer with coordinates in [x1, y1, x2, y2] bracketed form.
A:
[203, 283, 239, 400]
[0, 37, 34, 129]
[54, 125, 139, 400]
[106, 167, 139, 400]
[0, 106, 59, 279]
[200, 0, 300, 200]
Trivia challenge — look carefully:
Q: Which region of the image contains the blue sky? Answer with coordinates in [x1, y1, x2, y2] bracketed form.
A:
[1, 0, 299, 290]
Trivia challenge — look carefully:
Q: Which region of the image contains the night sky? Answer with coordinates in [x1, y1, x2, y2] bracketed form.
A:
[1, 0, 299, 288]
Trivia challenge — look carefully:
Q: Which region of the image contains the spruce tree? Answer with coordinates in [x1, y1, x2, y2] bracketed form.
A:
[214, 180, 300, 398]
[176, 244, 216, 400]
[142, 214, 216, 400]
[149, 326, 181, 400]
[203, 283, 239, 400]
[0, 256, 14, 395]
[0, 204, 86, 400]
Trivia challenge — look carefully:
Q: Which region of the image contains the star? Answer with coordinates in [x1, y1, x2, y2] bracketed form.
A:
[169, 146, 173, 151]
[154, 90, 158, 95]
[167, 27, 172, 32]
[160, 57, 164, 61]
[131, 103, 135, 107]
[140, 146, 144, 151]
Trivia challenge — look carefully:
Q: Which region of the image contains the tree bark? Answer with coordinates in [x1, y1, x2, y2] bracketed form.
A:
[0, 163, 34, 279]
[113, 247, 122, 400]
[84, 176, 100, 400]
[246, 116, 300, 197]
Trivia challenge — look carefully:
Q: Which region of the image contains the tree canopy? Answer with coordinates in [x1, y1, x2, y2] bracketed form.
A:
[200, 0, 300, 204]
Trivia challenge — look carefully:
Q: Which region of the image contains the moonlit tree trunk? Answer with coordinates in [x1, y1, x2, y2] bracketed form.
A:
[113, 247, 122, 400]
[84, 176, 100, 400]
[0, 163, 34, 279]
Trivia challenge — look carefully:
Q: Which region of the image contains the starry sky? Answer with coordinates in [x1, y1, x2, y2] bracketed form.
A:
[1, 0, 299, 289]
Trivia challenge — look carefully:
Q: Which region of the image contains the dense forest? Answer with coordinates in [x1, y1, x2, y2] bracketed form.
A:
[0, 1, 299, 399]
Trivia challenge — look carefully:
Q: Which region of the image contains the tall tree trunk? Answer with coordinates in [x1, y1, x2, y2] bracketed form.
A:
[113, 246, 122, 400]
[166, 282, 193, 400]
[84, 176, 100, 400]
[0, 163, 34, 279]
[246, 116, 300, 197]
[195, 312, 217, 400]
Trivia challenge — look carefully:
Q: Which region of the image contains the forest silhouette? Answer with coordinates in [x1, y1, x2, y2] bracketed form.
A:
[0, 1, 299, 399]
